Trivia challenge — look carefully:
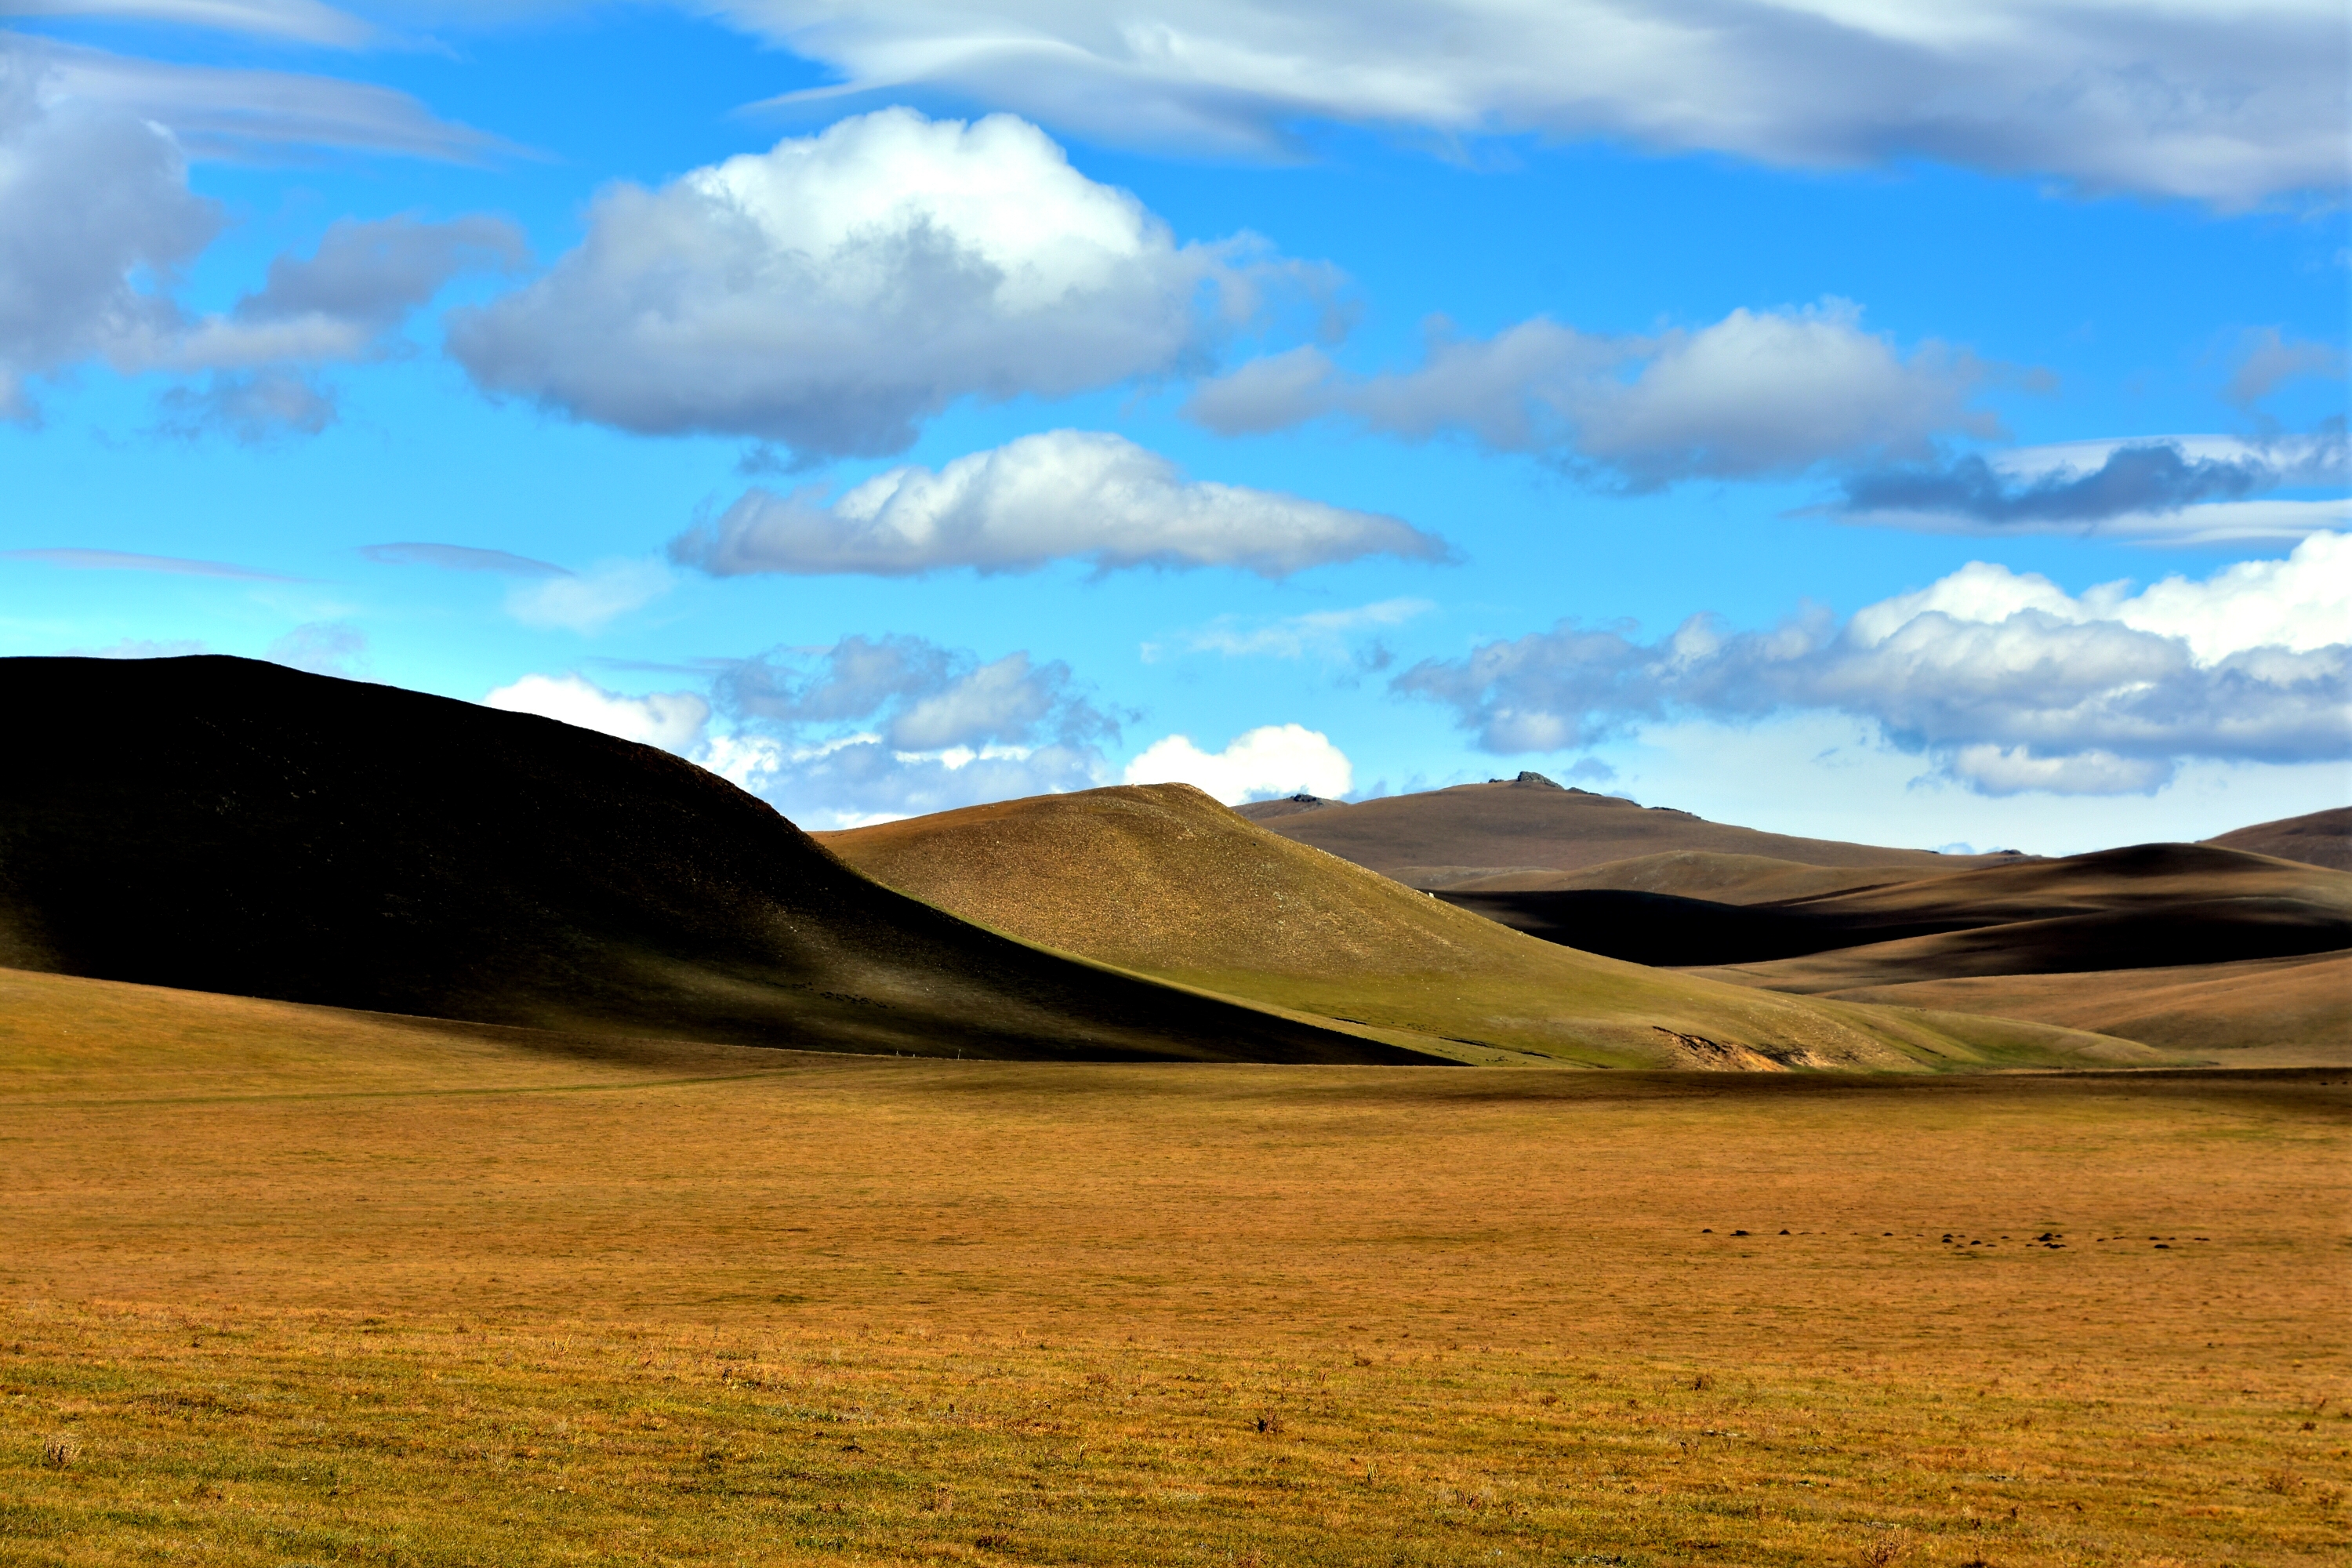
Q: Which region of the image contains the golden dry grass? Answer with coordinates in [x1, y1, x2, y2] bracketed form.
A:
[818, 784, 2159, 1073]
[2, 966, 2349, 1566]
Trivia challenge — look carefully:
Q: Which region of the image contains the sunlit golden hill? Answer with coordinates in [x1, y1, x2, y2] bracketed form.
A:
[818, 783, 2159, 1072]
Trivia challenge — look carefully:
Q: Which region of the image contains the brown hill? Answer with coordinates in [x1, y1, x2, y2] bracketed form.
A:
[1432, 851, 1962, 904]
[2202, 806, 2352, 873]
[818, 784, 2163, 1072]
[1242, 774, 2013, 887]
[1616, 844, 2352, 1058]
[1454, 843, 2352, 975]
[1815, 952, 2350, 1066]
[0, 656, 1418, 1066]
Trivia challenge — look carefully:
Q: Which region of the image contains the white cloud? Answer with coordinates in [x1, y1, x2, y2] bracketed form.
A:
[710, 1, 2343, 206]
[0, 46, 216, 420]
[503, 557, 673, 634]
[154, 212, 528, 373]
[1396, 533, 2352, 796]
[484, 672, 711, 752]
[1123, 723, 1352, 804]
[696, 729, 1109, 829]
[701, 631, 1123, 823]
[1610, 711, 2351, 855]
[1849, 534, 2351, 666]
[2103, 534, 2352, 664]
[888, 652, 1068, 750]
[1187, 300, 1995, 488]
[719, 633, 1114, 752]
[448, 107, 1311, 458]
[0, 41, 520, 424]
[1942, 745, 2173, 797]
[672, 430, 1443, 578]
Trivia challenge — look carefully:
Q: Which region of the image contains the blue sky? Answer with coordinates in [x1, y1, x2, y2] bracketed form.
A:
[2, 2, 2346, 852]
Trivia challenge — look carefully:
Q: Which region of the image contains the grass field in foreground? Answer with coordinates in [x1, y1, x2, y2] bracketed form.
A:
[2, 967, 2348, 1566]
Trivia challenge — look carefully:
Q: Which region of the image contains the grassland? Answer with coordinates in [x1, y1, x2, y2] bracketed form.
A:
[3, 966, 2348, 1566]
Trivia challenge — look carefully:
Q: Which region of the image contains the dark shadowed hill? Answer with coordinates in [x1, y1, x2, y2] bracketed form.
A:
[1242, 775, 2014, 886]
[1446, 844, 2352, 975]
[2203, 806, 2352, 873]
[0, 656, 1422, 1065]
[1451, 842, 2352, 1059]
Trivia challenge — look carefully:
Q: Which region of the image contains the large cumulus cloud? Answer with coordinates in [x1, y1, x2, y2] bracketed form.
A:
[450, 107, 1314, 459]
[1395, 532, 2351, 795]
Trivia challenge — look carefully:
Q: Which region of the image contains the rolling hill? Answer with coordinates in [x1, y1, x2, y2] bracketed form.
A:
[1602, 844, 2352, 1062]
[1447, 843, 2352, 975]
[2201, 805, 2352, 873]
[818, 783, 2164, 1072]
[1239, 772, 2017, 887]
[0, 656, 1420, 1066]
[1815, 951, 2349, 1065]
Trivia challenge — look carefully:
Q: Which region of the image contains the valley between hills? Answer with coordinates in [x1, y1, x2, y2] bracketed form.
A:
[2, 655, 2345, 1567]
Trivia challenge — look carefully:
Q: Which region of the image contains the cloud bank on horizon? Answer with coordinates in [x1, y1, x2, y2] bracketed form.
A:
[2, 1, 2345, 845]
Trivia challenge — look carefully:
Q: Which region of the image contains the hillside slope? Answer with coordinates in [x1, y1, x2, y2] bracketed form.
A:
[0, 657, 1420, 1065]
[1817, 952, 2350, 1065]
[819, 784, 2164, 1073]
[1672, 844, 2352, 988]
[1451, 844, 2352, 975]
[1243, 775, 2014, 885]
[1432, 851, 1965, 904]
[2202, 806, 2352, 873]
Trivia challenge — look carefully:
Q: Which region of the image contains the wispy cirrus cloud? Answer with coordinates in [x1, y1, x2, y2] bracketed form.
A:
[1142, 597, 1432, 663]
[2, 546, 300, 580]
[362, 542, 571, 577]
[710, 0, 2345, 206]
[3, 2, 376, 48]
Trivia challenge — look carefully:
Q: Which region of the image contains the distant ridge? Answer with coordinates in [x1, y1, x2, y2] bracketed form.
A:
[0, 656, 1421, 1066]
[2203, 806, 2352, 873]
[1247, 777, 2010, 885]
